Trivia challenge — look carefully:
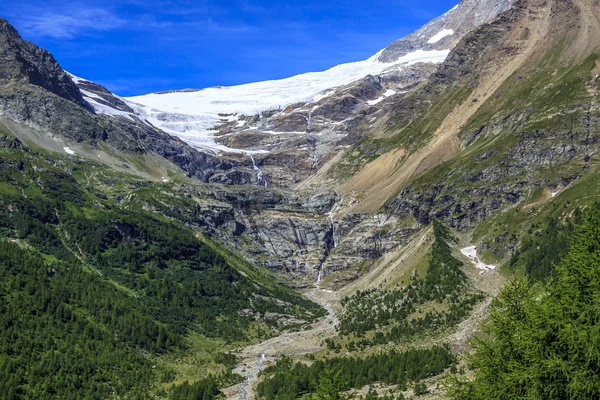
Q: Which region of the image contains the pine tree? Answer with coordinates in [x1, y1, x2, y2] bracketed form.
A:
[447, 206, 600, 399]
[312, 369, 345, 400]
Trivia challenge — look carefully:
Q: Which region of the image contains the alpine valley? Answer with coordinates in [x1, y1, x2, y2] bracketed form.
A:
[2, 0, 600, 398]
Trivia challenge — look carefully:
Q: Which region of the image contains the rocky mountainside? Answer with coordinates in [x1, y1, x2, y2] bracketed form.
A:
[0, 0, 518, 284]
[379, 0, 514, 61]
[67, 0, 516, 191]
[0, 18, 248, 184]
[1, 0, 599, 285]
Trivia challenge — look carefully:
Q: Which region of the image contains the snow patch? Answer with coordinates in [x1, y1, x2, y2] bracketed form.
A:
[460, 246, 496, 270]
[313, 89, 336, 102]
[80, 89, 103, 100]
[85, 96, 136, 121]
[63, 147, 75, 155]
[367, 89, 398, 105]
[367, 97, 385, 105]
[427, 29, 454, 44]
[66, 71, 86, 84]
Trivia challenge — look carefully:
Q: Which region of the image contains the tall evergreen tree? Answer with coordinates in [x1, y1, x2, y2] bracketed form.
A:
[448, 207, 600, 399]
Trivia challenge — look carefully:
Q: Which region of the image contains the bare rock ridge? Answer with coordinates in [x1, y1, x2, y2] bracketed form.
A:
[379, 0, 514, 62]
[0, 18, 90, 109]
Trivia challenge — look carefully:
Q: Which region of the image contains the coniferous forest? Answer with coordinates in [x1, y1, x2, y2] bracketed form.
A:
[447, 204, 600, 398]
[0, 136, 322, 398]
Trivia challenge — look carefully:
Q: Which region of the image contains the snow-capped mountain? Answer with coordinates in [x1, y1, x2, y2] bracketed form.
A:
[111, 0, 513, 154]
[124, 49, 448, 153]
[379, 0, 513, 61]
[66, 0, 514, 155]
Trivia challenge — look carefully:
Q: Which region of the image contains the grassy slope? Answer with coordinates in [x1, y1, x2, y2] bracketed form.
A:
[0, 129, 323, 398]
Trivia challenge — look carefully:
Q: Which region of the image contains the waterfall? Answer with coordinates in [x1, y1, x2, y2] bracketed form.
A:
[328, 211, 337, 248]
[307, 107, 312, 132]
[316, 269, 322, 283]
[257, 353, 266, 372]
[249, 155, 267, 187]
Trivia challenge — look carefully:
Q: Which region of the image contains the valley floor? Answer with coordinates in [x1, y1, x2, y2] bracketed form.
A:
[222, 232, 507, 400]
[223, 285, 340, 400]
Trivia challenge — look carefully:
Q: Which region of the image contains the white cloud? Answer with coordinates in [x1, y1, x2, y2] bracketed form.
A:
[17, 8, 125, 39]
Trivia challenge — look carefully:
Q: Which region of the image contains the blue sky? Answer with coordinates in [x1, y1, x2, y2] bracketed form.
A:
[1, 0, 457, 96]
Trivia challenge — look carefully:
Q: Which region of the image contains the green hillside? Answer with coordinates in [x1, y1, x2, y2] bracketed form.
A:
[0, 133, 323, 398]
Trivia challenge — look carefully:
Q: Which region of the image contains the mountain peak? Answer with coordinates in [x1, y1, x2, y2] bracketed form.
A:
[0, 18, 90, 110]
[0, 17, 21, 39]
[379, 0, 513, 62]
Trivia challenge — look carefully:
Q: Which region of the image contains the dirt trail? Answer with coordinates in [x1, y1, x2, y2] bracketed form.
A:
[223, 283, 340, 400]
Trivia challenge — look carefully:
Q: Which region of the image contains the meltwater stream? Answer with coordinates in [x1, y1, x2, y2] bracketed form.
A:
[248, 155, 267, 187]
[328, 211, 337, 248]
[239, 353, 266, 400]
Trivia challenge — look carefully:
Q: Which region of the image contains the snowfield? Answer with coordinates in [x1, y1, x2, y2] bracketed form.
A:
[70, 49, 450, 154]
[122, 49, 449, 153]
[125, 49, 449, 117]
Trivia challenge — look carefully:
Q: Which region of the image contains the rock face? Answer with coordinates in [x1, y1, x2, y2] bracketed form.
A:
[379, 0, 514, 62]
[125, 183, 420, 283]
[0, 18, 256, 184]
[388, 124, 599, 231]
[0, 19, 90, 109]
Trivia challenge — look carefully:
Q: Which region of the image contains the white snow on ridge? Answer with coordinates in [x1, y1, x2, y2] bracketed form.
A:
[427, 29, 454, 44]
[367, 97, 385, 106]
[63, 147, 75, 155]
[125, 49, 450, 117]
[85, 96, 136, 121]
[123, 49, 449, 153]
[68, 72, 138, 121]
